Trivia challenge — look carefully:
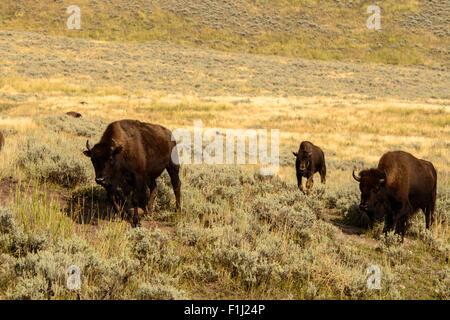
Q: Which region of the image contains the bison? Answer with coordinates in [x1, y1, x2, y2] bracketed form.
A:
[66, 111, 82, 118]
[293, 141, 326, 195]
[0, 129, 4, 151]
[83, 119, 181, 227]
[353, 150, 437, 239]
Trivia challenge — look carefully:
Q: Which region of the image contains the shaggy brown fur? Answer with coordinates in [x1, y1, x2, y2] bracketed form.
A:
[293, 141, 326, 195]
[353, 151, 437, 239]
[83, 119, 181, 227]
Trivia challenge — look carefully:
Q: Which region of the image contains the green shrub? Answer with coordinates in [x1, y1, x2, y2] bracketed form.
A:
[435, 192, 449, 225]
[212, 246, 285, 287]
[181, 263, 219, 283]
[38, 115, 106, 138]
[127, 228, 179, 270]
[16, 135, 92, 188]
[136, 283, 187, 300]
[176, 222, 220, 247]
[7, 275, 49, 300]
[343, 204, 371, 229]
[154, 172, 175, 212]
[0, 208, 49, 256]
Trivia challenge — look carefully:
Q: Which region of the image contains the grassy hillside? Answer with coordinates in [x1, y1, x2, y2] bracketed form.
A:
[0, 0, 448, 67]
[0, 30, 448, 299]
[0, 1, 448, 301]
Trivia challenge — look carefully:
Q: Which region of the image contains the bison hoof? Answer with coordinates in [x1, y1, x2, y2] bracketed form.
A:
[131, 221, 141, 228]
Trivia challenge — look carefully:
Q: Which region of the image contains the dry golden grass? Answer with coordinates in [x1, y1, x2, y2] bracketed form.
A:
[0, 82, 448, 299]
[1, 0, 448, 67]
[0, 24, 448, 299]
[4, 88, 447, 169]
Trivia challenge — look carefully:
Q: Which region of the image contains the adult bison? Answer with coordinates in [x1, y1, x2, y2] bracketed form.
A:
[66, 111, 82, 118]
[83, 119, 181, 227]
[292, 141, 326, 195]
[353, 151, 437, 239]
[0, 129, 4, 151]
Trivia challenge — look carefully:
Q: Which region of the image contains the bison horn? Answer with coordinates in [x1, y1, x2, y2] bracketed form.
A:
[352, 169, 361, 182]
[86, 140, 91, 151]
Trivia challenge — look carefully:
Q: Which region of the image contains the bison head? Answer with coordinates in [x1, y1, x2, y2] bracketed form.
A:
[293, 150, 312, 171]
[352, 168, 388, 221]
[83, 139, 123, 188]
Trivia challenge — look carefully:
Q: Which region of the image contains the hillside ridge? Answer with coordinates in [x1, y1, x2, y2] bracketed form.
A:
[0, 0, 449, 67]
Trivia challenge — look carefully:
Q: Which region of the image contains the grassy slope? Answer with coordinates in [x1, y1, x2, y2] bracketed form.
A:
[0, 80, 448, 299]
[0, 0, 448, 67]
[0, 1, 448, 300]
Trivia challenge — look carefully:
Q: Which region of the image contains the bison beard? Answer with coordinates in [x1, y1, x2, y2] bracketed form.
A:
[353, 151, 437, 240]
[83, 119, 181, 227]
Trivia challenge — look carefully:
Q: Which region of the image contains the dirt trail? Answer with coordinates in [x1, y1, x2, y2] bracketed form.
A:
[0, 178, 177, 239]
[322, 210, 379, 248]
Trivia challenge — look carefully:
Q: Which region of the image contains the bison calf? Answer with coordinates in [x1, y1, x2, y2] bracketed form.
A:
[83, 119, 181, 227]
[293, 141, 326, 195]
[353, 150, 437, 240]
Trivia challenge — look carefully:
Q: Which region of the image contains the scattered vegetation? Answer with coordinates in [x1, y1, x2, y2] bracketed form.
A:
[0, 0, 448, 67]
[16, 133, 92, 188]
[0, 0, 447, 300]
[0, 156, 448, 299]
[38, 115, 106, 139]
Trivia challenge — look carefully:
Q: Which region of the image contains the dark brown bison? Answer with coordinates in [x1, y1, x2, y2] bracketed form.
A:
[0, 129, 4, 151]
[293, 141, 326, 194]
[66, 111, 82, 118]
[353, 150, 437, 239]
[83, 119, 181, 227]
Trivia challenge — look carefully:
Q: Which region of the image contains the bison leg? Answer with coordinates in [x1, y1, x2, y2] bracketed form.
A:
[296, 174, 305, 194]
[383, 214, 394, 234]
[131, 204, 141, 228]
[146, 179, 158, 215]
[392, 214, 402, 236]
[305, 176, 314, 195]
[395, 215, 409, 242]
[167, 163, 181, 211]
[425, 207, 433, 229]
[392, 202, 412, 237]
[131, 191, 147, 227]
[129, 178, 150, 227]
[320, 165, 326, 184]
[425, 199, 435, 229]
[106, 187, 121, 213]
